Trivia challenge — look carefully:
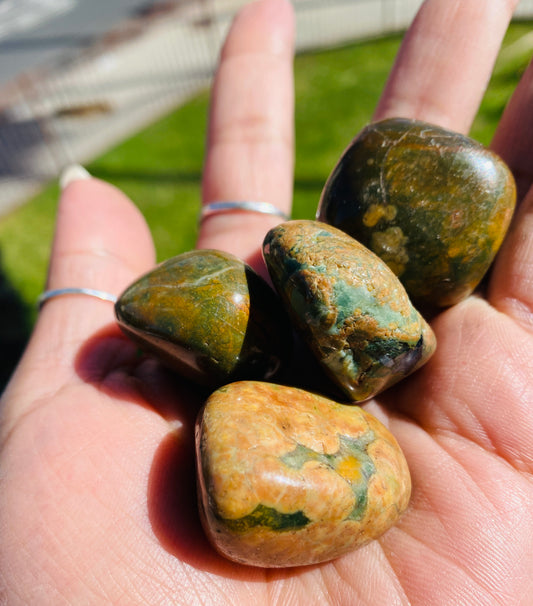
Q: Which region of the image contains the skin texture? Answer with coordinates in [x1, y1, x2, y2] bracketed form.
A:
[1, 0, 533, 604]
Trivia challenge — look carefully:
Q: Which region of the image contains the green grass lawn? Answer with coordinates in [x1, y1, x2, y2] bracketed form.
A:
[0, 22, 531, 389]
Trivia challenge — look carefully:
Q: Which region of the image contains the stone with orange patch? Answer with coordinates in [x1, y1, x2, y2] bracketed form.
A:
[263, 220, 435, 401]
[196, 381, 411, 567]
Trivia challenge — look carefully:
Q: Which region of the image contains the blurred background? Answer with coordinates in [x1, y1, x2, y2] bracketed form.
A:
[0, 0, 432, 212]
[1, 0, 533, 390]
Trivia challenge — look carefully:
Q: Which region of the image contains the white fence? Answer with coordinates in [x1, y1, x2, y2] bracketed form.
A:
[0, 0, 532, 214]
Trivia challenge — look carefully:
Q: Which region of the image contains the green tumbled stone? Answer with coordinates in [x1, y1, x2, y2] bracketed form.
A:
[115, 250, 291, 388]
[263, 220, 436, 401]
[317, 118, 516, 308]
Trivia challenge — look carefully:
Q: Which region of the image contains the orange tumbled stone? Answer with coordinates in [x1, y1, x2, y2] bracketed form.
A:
[196, 381, 411, 567]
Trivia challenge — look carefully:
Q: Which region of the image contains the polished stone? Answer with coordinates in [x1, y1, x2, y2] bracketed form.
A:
[196, 381, 411, 567]
[317, 118, 516, 308]
[115, 250, 291, 388]
[263, 220, 436, 401]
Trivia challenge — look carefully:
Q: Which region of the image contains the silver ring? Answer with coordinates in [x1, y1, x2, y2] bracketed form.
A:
[199, 201, 289, 223]
[37, 287, 117, 309]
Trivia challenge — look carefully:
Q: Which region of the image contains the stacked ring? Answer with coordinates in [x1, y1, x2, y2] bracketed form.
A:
[199, 201, 289, 224]
[37, 287, 117, 309]
[38, 201, 290, 309]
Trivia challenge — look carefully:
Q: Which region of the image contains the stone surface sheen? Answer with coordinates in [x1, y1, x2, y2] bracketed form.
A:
[115, 250, 291, 388]
[196, 381, 411, 567]
[317, 118, 516, 308]
[263, 220, 436, 401]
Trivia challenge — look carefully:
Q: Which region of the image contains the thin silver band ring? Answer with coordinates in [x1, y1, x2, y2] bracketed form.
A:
[199, 201, 289, 223]
[37, 287, 117, 309]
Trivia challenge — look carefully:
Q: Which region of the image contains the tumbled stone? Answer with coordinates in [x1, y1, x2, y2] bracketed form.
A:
[263, 220, 435, 401]
[115, 250, 291, 388]
[317, 118, 516, 308]
[196, 381, 411, 567]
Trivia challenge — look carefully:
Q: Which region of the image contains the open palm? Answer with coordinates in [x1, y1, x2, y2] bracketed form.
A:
[1, 0, 532, 604]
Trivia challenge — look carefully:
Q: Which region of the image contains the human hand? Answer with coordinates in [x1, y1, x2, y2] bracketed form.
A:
[1, 0, 532, 604]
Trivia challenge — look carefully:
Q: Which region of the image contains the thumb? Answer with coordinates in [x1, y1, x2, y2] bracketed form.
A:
[6, 168, 156, 399]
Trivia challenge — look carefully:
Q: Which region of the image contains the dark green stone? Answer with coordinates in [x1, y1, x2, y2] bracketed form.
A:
[263, 220, 436, 401]
[115, 250, 291, 388]
[317, 118, 516, 308]
[219, 504, 311, 533]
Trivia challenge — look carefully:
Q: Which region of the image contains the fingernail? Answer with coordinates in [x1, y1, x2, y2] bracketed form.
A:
[59, 164, 91, 190]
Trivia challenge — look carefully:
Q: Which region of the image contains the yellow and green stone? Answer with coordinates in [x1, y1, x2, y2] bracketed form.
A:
[115, 250, 291, 388]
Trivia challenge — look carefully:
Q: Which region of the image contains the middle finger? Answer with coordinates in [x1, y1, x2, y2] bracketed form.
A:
[197, 0, 295, 275]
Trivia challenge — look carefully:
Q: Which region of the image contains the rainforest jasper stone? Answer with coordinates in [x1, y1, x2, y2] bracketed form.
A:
[317, 118, 516, 308]
[263, 220, 435, 401]
[196, 381, 411, 567]
[115, 250, 291, 388]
